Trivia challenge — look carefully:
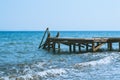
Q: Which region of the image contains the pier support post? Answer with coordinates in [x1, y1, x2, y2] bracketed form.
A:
[110, 42, 112, 51]
[108, 42, 110, 50]
[73, 44, 76, 53]
[43, 44, 46, 49]
[86, 43, 89, 52]
[97, 42, 99, 46]
[92, 42, 95, 52]
[108, 42, 112, 51]
[53, 42, 56, 53]
[58, 42, 60, 53]
[69, 44, 72, 52]
[119, 42, 120, 52]
[79, 44, 81, 53]
[48, 40, 50, 51]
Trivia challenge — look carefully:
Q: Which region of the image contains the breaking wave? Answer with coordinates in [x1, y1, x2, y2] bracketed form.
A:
[74, 55, 115, 68]
[0, 68, 66, 80]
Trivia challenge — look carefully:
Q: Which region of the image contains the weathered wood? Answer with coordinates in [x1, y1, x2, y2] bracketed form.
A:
[47, 40, 50, 51]
[58, 42, 60, 53]
[110, 42, 112, 51]
[39, 28, 49, 48]
[108, 42, 112, 51]
[97, 42, 99, 46]
[81, 43, 92, 47]
[79, 44, 81, 52]
[73, 44, 76, 52]
[92, 42, 95, 52]
[86, 43, 89, 51]
[56, 32, 60, 37]
[53, 42, 56, 53]
[69, 44, 72, 52]
[119, 42, 120, 52]
[93, 43, 105, 52]
[39, 28, 120, 53]
[42, 32, 51, 49]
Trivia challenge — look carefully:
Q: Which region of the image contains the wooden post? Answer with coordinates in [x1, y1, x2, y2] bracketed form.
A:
[107, 42, 110, 51]
[92, 42, 95, 52]
[110, 42, 112, 51]
[58, 42, 60, 53]
[86, 43, 88, 52]
[97, 42, 99, 46]
[108, 42, 112, 51]
[43, 44, 46, 49]
[69, 44, 72, 52]
[48, 39, 50, 51]
[73, 44, 76, 53]
[53, 42, 56, 53]
[39, 28, 49, 48]
[79, 44, 81, 52]
[119, 42, 120, 52]
[43, 32, 50, 49]
[56, 32, 60, 37]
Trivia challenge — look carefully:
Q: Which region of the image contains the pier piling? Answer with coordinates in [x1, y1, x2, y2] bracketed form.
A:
[69, 44, 72, 52]
[73, 44, 76, 53]
[79, 44, 81, 52]
[86, 43, 89, 52]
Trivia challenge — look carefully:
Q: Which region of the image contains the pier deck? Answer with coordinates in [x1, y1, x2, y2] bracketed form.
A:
[39, 28, 120, 53]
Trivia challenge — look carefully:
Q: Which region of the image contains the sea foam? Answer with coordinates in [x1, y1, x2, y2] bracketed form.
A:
[1, 68, 67, 80]
[74, 56, 114, 68]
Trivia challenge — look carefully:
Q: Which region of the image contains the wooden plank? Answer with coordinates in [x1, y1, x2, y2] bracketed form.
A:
[42, 33, 50, 49]
[93, 38, 108, 42]
[39, 28, 49, 48]
[49, 38, 93, 43]
[93, 43, 105, 52]
[81, 43, 92, 47]
[60, 42, 70, 45]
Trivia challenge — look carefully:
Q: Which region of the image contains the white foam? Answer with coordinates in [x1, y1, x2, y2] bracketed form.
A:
[35, 62, 46, 68]
[1, 68, 66, 80]
[36, 68, 67, 77]
[0, 69, 66, 80]
[19, 74, 33, 80]
[17, 68, 66, 80]
[74, 56, 113, 68]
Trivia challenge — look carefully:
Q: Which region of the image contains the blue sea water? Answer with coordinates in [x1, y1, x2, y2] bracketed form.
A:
[0, 31, 120, 80]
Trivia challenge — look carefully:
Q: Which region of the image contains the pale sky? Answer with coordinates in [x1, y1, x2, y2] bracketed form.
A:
[0, 0, 120, 31]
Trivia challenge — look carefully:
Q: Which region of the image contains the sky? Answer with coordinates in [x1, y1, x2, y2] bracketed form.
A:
[0, 0, 120, 31]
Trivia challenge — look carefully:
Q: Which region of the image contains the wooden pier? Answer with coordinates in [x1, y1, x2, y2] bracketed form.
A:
[39, 28, 120, 53]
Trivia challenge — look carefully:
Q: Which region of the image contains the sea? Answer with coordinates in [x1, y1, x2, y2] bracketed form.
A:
[1, 31, 120, 80]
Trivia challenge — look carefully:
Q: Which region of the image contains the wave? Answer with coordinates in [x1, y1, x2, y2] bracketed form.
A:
[0, 68, 66, 80]
[74, 56, 114, 68]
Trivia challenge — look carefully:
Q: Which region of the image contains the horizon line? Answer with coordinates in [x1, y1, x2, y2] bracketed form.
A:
[1, 30, 120, 32]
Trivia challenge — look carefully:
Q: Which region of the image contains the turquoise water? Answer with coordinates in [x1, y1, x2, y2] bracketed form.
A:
[1, 31, 120, 80]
